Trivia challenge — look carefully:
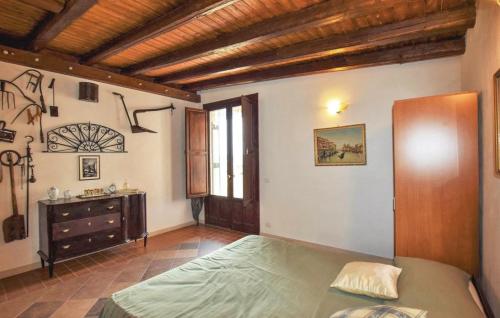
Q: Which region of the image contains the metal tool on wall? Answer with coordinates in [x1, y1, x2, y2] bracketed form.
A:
[48, 79, 58, 117]
[1, 150, 26, 243]
[113, 92, 175, 133]
[0, 136, 36, 241]
[1, 69, 48, 142]
[0, 120, 16, 143]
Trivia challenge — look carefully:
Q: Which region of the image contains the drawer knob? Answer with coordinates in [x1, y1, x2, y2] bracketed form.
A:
[61, 228, 70, 233]
[88, 238, 92, 243]
[88, 222, 92, 226]
[107, 206, 115, 210]
[62, 245, 71, 249]
[87, 208, 91, 212]
[61, 212, 70, 217]
[107, 234, 115, 239]
[107, 220, 115, 224]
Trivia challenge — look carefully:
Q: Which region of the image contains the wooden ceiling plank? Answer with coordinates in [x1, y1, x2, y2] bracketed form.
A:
[158, 6, 475, 83]
[30, 0, 97, 51]
[0, 44, 200, 102]
[18, 0, 64, 13]
[183, 38, 465, 91]
[83, 0, 238, 65]
[125, 0, 417, 75]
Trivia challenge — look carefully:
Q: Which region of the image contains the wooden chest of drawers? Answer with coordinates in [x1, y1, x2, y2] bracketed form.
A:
[38, 193, 147, 277]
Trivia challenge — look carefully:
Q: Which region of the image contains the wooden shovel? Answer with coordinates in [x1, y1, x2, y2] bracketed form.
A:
[3, 152, 25, 243]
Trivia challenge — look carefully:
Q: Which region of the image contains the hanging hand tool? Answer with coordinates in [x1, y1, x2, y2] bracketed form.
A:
[24, 136, 34, 237]
[0, 80, 15, 110]
[0, 120, 16, 143]
[1, 150, 26, 243]
[48, 79, 58, 117]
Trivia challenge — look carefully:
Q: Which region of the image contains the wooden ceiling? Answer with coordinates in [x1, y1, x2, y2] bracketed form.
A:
[0, 0, 476, 99]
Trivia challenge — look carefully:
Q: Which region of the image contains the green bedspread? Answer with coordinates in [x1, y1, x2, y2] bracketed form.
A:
[100, 235, 484, 318]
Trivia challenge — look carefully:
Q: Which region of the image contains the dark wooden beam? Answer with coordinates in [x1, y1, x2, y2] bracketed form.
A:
[19, 0, 64, 13]
[126, 0, 413, 75]
[183, 38, 465, 91]
[83, 0, 237, 65]
[0, 44, 200, 102]
[159, 6, 475, 83]
[30, 0, 97, 51]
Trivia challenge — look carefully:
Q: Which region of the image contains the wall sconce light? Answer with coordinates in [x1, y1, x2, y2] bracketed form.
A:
[327, 99, 349, 115]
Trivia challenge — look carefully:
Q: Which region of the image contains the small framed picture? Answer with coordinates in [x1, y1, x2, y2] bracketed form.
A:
[314, 124, 367, 166]
[79, 155, 100, 181]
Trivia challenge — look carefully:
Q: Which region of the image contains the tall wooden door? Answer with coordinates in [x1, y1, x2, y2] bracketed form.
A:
[203, 94, 260, 234]
[393, 92, 479, 275]
[186, 94, 260, 233]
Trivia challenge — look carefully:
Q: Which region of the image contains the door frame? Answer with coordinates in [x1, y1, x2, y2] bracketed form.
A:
[203, 94, 259, 233]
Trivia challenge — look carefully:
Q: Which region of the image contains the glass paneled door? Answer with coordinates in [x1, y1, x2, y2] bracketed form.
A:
[204, 95, 259, 234]
[209, 106, 243, 198]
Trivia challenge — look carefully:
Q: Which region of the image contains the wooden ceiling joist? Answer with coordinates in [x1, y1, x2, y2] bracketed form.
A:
[30, 0, 97, 52]
[18, 0, 65, 13]
[83, 0, 238, 66]
[0, 44, 200, 102]
[183, 38, 466, 91]
[159, 6, 475, 83]
[125, 0, 413, 76]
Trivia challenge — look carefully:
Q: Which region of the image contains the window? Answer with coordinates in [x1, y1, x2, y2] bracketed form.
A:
[209, 108, 227, 196]
[209, 105, 243, 198]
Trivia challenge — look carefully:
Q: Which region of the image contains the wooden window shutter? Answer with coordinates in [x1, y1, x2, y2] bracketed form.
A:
[185, 108, 209, 198]
[242, 95, 259, 207]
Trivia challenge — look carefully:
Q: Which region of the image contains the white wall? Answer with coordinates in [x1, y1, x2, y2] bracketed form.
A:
[462, 0, 500, 315]
[201, 57, 462, 258]
[0, 61, 199, 274]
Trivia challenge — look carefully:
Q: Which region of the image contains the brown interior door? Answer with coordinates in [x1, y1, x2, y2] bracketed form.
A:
[393, 92, 479, 275]
[203, 94, 260, 234]
[185, 108, 209, 198]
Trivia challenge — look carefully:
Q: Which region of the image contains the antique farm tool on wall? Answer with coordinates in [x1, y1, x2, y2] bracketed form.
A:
[113, 92, 175, 133]
[24, 136, 35, 236]
[1, 69, 49, 143]
[48, 79, 59, 117]
[1, 150, 26, 243]
[0, 81, 15, 110]
[46, 122, 126, 153]
[0, 120, 16, 143]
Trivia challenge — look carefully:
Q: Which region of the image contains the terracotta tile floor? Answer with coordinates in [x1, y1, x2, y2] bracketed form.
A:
[0, 225, 246, 318]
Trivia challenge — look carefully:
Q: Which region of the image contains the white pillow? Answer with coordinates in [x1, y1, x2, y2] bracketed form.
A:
[330, 305, 427, 318]
[331, 261, 402, 299]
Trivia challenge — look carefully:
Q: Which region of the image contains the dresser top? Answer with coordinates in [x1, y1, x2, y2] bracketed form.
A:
[39, 192, 145, 206]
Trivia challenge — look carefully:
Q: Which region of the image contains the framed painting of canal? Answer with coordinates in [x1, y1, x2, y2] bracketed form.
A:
[495, 69, 500, 175]
[314, 124, 366, 166]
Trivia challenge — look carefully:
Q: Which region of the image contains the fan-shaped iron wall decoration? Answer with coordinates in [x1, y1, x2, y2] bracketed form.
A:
[46, 123, 126, 153]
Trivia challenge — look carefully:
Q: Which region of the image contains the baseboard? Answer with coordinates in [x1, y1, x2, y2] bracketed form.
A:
[0, 262, 41, 280]
[148, 221, 197, 237]
[0, 221, 197, 280]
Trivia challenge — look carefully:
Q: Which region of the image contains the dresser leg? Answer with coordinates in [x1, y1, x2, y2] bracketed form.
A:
[48, 262, 54, 278]
[144, 235, 148, 247]
[40, 258, 45, 268]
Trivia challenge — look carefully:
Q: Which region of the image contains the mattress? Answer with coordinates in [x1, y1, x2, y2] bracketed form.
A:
[100, 235, 484, 318]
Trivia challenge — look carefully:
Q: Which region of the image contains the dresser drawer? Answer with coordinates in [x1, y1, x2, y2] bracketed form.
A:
[54, 228, 123, 259]
[52, 213, 121, 241]
[89, 198, 122, 216]
[54, 236, 92, 259]
[53, 203, 92, 222]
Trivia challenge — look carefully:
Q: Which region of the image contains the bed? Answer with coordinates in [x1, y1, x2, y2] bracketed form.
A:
[100, 235, 485, 318]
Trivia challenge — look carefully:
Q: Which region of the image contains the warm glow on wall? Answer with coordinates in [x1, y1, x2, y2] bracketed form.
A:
[326, 99, 348, 114]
